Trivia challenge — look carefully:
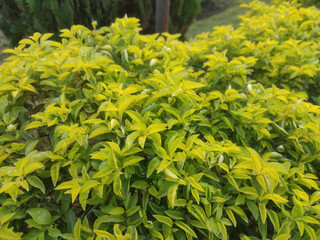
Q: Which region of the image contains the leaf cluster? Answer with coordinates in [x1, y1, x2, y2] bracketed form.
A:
[0, 4, 320, 240]
[189, 0, 320, 103]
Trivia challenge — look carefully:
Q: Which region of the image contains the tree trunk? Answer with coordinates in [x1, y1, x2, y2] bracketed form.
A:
[155, 0, 170, 34]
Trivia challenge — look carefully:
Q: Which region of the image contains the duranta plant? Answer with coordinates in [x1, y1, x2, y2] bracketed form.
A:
[1, 6, 320, 240]
[189, 0, 320, 103]
[275, 0, 320, 7]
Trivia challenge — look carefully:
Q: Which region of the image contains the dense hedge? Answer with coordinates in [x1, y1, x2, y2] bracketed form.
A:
[0, 0, 200, 46]
[1, 1, 320, 240]
[291, 0, 320, 7]
[190, 0, 320, 103]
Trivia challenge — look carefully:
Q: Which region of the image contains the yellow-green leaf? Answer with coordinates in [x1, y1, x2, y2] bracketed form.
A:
[123, 156, 144, 168]
[94, 229, 116, 240]
[25, 121, 46, 130]
[26, 176, 45, 194]
[174, 221, 197, 238]
[0, 84, 18, 91]
[261, 193, 288, 203]
[89, 127, 110, 139]
[186, 176, 204, 192]
[168, 184, 179, 208]
[153, 215, 173, 227]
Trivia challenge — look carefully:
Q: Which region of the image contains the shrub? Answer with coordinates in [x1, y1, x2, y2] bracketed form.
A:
[0, 0, 201, 46]
[274, 0, 320, 7]
[1, 9, 320, 240]
[189, 0, 320, 103]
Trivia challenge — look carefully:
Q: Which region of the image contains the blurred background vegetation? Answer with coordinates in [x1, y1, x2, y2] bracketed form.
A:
[0, 0, 318, 63]
[187, 0, 262, 38]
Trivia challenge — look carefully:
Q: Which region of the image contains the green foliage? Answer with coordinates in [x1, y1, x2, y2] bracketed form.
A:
[274, 0, 320, 7]
[0, 5, 320, 240]
[0, 0, 200, 46]
[190, 0, 320, 103]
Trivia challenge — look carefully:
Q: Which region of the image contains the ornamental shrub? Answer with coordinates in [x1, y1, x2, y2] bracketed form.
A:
[1, 9, 320, 240]
[189, 0, 320, 103]
[280, 0, 320, 7]
[0, 0, 200, 46]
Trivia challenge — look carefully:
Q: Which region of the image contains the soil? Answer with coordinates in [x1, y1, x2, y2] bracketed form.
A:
[197, 0, 235, 20]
